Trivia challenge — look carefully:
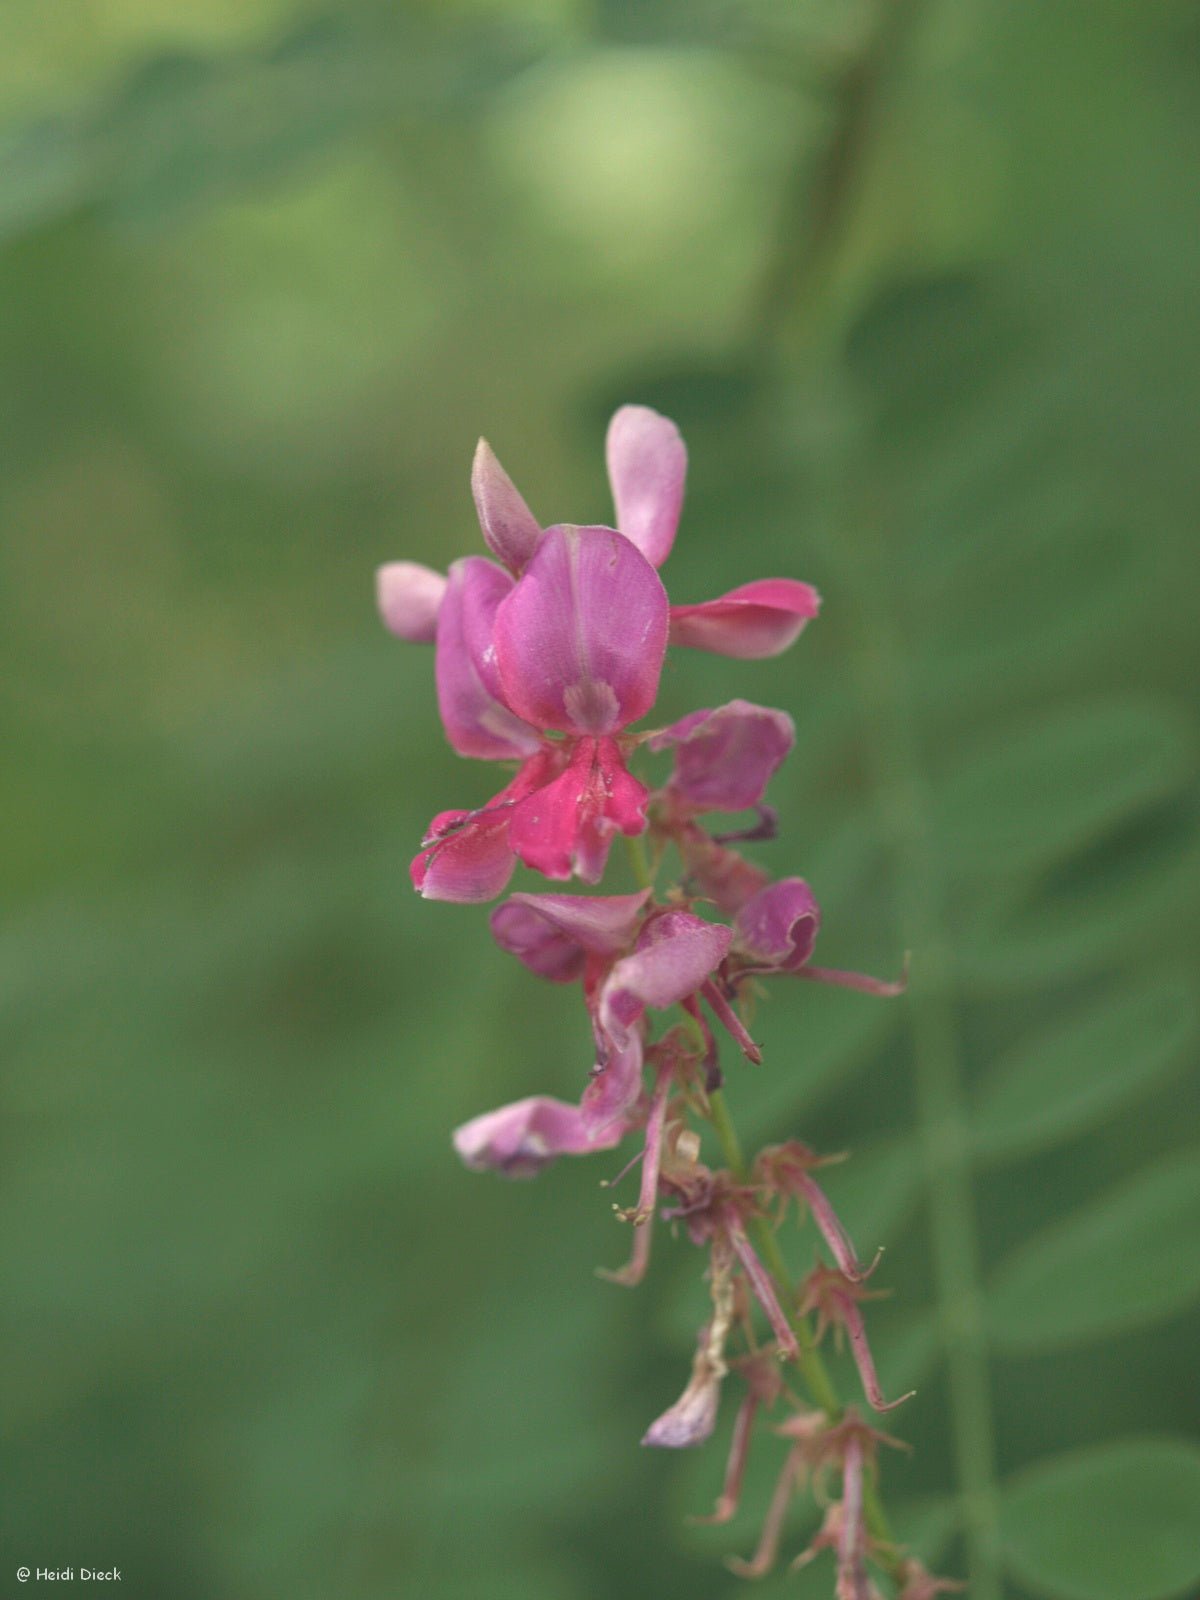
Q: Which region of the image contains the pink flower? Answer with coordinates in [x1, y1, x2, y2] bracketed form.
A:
[649, 700, 794, 816]
[731, 878, 908, 997]
[452, 1095, 628, 1178]
[583, 907, 733, 1133]
[378, 406, 822, 901]
[486, 890, 730, 1135]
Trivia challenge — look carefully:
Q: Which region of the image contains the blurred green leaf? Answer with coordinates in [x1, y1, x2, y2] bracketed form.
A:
[815, 1137, 919, 1254]
[988, 1148, 1200, 1350]
[999, 1438, 1200, 1600]
[972, 973, 1198, 1161]
[934, 698, 1194, 887]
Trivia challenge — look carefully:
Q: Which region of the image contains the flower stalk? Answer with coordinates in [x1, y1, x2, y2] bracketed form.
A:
[379, 405, 955, 1594]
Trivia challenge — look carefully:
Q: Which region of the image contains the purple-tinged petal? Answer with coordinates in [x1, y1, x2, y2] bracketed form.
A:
[493, 525, 668, 734]
[453, 1095, 626, 1178]
[584, 911, 730, 1133]
[376, 561, 446, 642]
[435, 557, 541, 759]
[507, 735, 650, 885]
[670, 578, 821, 659]
[490, 889, 650, 981]
[581, 1032, 644, 1135]
[734, 878, 821, 970]
[607, 911, 733, 1019]
[649, 700, 794, 813]
[606, 404, 687, 569]
[471, 438, 542, 575]
[642, 1337, 724, 1449]
[643, 1243, 734, 1444]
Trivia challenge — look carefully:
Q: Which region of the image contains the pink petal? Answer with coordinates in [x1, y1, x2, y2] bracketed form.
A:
[493, 525, 668, 734]
[733, 878, 821, 970]
[605, 404, 687, 569]
[652, 700, 793, 812]
[581, 1031, 644, 1135]
[669, 578, 821, 659]
[453, 1095, 626, 1178]
[606, 911, 733, 1020]
[507, 735, 650, 885]
[471, 439, 542, 575]
[582, 912, 731, 1133]
[641, 1336, 724, 1449]
[412, 749, 565, 903]
[411, 807, 517, 903]
[649, 699, 795, 813]
[435, 557, 541, 759]
[376, 561, 447, 642]
[490, 889, 650, 981]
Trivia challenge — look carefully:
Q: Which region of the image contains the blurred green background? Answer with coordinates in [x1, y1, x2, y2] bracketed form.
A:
[3, 2, 1199, 1598]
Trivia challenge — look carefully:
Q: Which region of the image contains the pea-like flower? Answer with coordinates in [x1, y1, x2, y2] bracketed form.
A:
[377, 406, 820, 902]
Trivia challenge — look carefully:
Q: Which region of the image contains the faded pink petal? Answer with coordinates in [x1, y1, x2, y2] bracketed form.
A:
[453, 1095, 626, 1178]
[583, 911, 731, 1133]
[376, 560, 447, 642]
[670, 578, 821, 659]
[606, 912, 732, 1021]
[489, 889, 650, 982]
[435, 557, 541, 760]
[471, 439, 542, 575]
[642, 1345, 723, 1449]
[606, 404, 687, 569]
[649, 700, 794, 813]
[581, 1032, 644, 1136]
[734, 878, 821, 970]
[493, 524, 668, 734]
[507, 735, 649, 884]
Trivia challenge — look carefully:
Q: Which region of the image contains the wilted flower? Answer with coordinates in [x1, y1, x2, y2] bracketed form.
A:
[799, 1264, 916, 1414]
[643, 1251, 736, 1449]
[452, 1095, 629, 1177]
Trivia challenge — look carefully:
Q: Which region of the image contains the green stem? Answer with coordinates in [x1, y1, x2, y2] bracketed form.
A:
[624, 832, 654, 892]
[707, 1088, 900, 1566]
[848, 554, 1002, 1597]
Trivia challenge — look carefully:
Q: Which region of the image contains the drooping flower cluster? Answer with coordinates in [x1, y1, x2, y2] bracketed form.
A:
[379, 407, 952, 1593]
